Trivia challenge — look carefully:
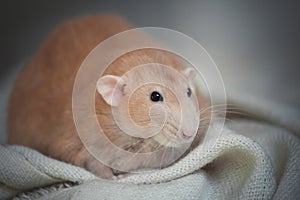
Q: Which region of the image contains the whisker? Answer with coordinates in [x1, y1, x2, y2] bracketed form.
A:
[224, 111, 253, 118]
[165, 124, 179, 135]
[159, 142, 171, 168]
[212, 117, 241, 125]
[199, 103, 242, 113]
[144, 140, 164, 167]
[130, 140, 153, 158]
[199, 117, 212, 123]
[124, 139, 143, 150]
[171, 147, 174, 163]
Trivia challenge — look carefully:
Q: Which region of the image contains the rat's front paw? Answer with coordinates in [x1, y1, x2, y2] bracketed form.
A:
[85, 158, 115, 179]
[70, 147, 118, 179]
[109, 155, 141, 174]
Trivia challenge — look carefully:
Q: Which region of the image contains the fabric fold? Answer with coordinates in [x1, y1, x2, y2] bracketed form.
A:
[1, 119, 299, 199]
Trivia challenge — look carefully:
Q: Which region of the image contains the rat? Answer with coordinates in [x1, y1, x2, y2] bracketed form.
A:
[7, 14, 212, 179]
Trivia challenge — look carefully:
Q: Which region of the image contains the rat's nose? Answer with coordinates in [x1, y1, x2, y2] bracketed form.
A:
[181, 131, 193, 139]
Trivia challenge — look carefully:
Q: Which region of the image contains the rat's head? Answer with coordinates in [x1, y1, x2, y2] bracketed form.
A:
[96, 64, 201, 148]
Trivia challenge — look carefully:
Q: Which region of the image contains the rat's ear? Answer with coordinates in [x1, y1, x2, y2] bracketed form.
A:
[182, 68, 196, 80]
[96, 75, 126, 107]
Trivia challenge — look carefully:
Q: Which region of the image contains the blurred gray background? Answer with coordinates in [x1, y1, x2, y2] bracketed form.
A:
[1, 0, 299, 143]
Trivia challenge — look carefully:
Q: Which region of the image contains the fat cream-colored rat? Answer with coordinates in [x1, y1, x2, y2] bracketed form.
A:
[8, 14, 211, 179]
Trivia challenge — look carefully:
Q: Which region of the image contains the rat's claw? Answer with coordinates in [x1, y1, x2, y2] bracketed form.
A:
[112, 174, 124, 180]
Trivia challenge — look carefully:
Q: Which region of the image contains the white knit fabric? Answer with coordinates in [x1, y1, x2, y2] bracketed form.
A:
[1, 90, 300, 200]
[0, 117, 299, 199]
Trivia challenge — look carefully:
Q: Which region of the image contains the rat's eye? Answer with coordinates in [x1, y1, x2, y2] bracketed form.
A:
[187, 87, 192, 97]
[150, 91, 163, 102]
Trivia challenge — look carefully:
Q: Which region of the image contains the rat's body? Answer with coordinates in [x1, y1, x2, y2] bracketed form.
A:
[8, 15, 211, 178]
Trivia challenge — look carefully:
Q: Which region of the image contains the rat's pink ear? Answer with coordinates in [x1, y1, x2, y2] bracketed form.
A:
[96, 75, 125, 107]
[182, 68, 196, 80]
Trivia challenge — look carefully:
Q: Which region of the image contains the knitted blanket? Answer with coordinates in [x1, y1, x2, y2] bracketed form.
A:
[1, 114, 299, 199]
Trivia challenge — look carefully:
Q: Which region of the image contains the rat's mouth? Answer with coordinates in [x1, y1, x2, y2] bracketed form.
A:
[153, 131, 187, 147]
[151, 119, 195, 147]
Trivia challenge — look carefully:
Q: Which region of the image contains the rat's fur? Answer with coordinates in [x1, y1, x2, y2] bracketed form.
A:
[8, 14, 211, 178]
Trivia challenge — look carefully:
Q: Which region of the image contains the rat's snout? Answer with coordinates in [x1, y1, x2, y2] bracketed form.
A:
[178, 111, 199, 141]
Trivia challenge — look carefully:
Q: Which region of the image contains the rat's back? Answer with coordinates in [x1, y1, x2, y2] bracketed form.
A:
[7, 14, 132, 157]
